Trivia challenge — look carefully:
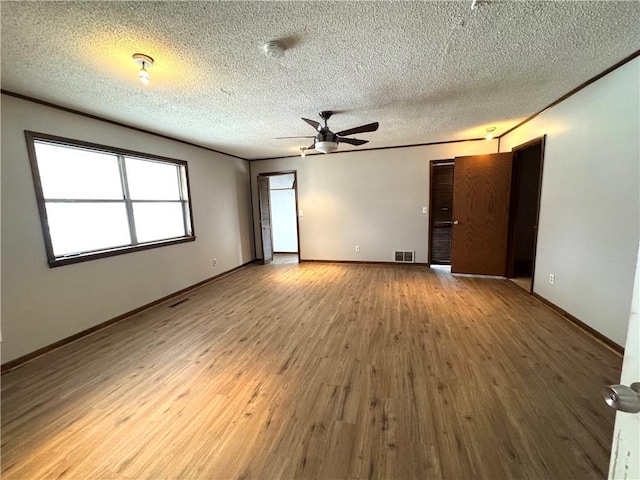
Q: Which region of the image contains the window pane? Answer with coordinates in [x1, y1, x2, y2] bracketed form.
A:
[46, 202, 131, 256]
[133, 202, 185, 243]
[35, 142, 123, 199]
[126, 158, 181, 200]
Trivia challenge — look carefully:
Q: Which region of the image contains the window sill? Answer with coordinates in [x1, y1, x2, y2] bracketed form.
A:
[48, 236, 196, 268]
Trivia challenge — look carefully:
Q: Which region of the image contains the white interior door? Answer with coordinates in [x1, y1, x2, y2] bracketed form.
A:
[608, 242, 640, 478]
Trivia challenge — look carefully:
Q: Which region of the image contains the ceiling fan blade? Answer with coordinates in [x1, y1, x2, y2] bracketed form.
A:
[302, 118, 321, 131]
[275, 136, 316, 139]
[337, 137, 369, 146]
[336, 121, 379, 137]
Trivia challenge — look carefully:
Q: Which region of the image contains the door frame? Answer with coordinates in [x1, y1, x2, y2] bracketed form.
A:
[505, 135, 546, 291]
[428, 159, 455, 265]
[257, 170, 301, 263]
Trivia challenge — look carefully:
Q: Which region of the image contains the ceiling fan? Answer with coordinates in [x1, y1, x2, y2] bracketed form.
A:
[278, 111, 379, 154]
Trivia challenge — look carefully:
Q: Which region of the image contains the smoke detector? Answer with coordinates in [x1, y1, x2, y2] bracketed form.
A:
[264, 41, 285, 58]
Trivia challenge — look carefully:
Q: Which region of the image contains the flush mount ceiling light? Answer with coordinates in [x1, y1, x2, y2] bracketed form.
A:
[263, 40, 286, 58]
[485, 126, 496, 140]
[132, 53, 154, 84]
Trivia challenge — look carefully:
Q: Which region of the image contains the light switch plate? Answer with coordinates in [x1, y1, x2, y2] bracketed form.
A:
[422, 207, 427, 214]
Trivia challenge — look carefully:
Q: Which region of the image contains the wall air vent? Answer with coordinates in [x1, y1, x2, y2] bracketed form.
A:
[394, 251, 415, 263]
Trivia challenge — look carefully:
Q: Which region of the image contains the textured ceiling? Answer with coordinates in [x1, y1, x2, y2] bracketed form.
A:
[2, 1, 639, 160]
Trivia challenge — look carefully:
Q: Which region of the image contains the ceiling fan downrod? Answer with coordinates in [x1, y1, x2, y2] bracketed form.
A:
[319, 111, 333, 128]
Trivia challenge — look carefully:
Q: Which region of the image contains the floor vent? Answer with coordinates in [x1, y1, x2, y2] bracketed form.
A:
[394, 251, 415, 263]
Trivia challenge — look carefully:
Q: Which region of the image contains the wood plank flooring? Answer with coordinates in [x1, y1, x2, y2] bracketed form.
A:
[510, 276, 532, 292]
[1, 261, 622, 479]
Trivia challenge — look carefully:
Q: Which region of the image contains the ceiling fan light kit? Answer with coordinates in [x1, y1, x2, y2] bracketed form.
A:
[315, 141, 338, 154]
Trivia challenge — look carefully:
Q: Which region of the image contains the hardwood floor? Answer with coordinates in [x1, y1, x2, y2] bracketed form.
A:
[273, 253, 299, 265]
[1, 262, 621, 479]
[510, 276, 532, 292]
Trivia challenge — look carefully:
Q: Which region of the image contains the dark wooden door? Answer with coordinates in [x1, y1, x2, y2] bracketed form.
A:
[258, 175, 273, 264]
[505, 137, 545, 282]
[429, 161, 454, 264]
[451, 153, 513, 275]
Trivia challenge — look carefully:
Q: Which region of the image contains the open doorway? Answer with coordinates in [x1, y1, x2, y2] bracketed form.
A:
[269, 173, 299, 264]
[506, 136, 545, 291]
[257, 171, 300, 265]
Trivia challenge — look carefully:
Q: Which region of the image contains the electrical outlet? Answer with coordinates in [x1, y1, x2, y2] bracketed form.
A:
[213, 258, 217, 266]
[549, 273, 555, 284]
[355, 245, 360, 252]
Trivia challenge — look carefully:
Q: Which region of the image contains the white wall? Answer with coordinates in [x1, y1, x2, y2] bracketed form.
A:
[1, 95, 255, 363]
[269, 173, 298, 253]
[250, 141, 498, 263]
[500, 58, 640, 346]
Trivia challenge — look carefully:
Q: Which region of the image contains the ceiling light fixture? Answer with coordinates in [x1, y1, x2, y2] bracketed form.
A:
[300, 147, 307, 157]
[132, 53, 154, 84]
[315, 141, 338, 154]
[485, 126, 496, 140]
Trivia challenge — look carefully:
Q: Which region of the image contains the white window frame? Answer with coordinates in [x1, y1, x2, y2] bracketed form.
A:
[25, 131, 196, 267]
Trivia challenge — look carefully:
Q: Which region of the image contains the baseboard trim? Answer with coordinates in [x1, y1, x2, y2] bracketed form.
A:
[1, 259, 257, 373]
[274, 251, 299, 255]
[531, 292, 624, 356]
[300, 259, 429, 266]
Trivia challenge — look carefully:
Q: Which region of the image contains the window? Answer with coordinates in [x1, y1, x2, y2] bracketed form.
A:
[25, 132, 195, 267]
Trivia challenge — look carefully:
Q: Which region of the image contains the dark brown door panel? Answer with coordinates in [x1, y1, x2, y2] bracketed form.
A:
[452, 153, 513, 275]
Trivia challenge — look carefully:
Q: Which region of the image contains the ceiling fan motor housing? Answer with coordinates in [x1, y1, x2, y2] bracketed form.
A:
[316, 129, 337, 143]
[315, 126, 339, 153]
